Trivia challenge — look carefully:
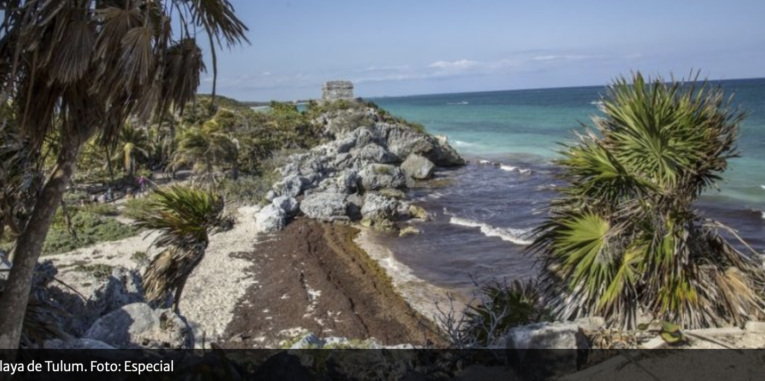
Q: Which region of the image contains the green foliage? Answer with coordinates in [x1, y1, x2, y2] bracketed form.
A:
[131, 186, 224, 250]
[124, 196, 156, 220]
[218, 175, 276, 206]
[171, 113, 239, 180]
[531, 72, 765, 329]
[41, 209, 139, 256]
[463, 280, 550, 346]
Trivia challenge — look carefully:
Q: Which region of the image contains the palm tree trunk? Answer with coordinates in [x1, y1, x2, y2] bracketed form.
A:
[105, 145, 116, 184]
[0, 128, 90, 349]
[206, 31, 218, 112]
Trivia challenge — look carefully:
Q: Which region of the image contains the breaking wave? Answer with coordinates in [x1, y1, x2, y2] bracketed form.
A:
[449, 216, 534, 246]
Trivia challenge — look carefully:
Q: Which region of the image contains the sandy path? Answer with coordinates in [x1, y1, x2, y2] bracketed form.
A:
[179, 206, 261, 345]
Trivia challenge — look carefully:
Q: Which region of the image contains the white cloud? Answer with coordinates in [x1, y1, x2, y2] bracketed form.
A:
[262, 71, 272, 76]
[429, 59, 480, 70]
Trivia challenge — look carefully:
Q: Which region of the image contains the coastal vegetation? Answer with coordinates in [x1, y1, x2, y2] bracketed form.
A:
[133, 186, 224, 312]
[530, 73, 765, 329]
[0, 0, 248, 349]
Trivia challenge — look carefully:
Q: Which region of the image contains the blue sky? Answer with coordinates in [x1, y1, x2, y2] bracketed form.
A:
[201, 0, 765, 101]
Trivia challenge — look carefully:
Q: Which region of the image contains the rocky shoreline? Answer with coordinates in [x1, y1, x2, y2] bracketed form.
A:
[255, 101, 464, 234]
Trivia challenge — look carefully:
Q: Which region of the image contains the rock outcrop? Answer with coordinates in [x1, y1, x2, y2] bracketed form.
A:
[84, 302, 194, 349]
[401, 154, 436, 180]
[257, 100, 464, 233]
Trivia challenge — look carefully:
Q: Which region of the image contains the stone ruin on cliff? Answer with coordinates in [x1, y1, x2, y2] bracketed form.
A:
[322, 81, 354, 101]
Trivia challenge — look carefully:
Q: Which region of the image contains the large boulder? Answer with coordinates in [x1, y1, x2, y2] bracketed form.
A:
[401, 154, 436, 180]
[378, 124, 465, 167]
[84, 303, 193, 349]
[361, 193, 401, 221]
[358, 164, 407, 191]
[354, 143, 399, 164]
[256, 205, 287, 233]
[504, 322, 589, 379]
[300, 192, 351, 221]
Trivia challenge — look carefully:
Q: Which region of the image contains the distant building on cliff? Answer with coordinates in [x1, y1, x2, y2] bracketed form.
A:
[322, 81, 354, 101]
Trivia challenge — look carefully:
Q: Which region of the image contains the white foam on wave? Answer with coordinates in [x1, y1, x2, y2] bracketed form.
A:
[454, 140, 477, 148]
[761, 185, 765, 190]
[499, 164, 532, 175]
[449, 216, 534, 246]
[428, 192, 444, 200]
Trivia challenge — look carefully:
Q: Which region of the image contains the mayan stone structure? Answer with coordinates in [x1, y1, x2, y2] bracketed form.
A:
[322, 81, 354, 101]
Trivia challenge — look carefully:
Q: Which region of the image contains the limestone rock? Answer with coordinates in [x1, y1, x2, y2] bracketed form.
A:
[379, 188, 407, 200]
[272, 196, 299, 215]
[401, 154, 436, 180]
[504, 322, 589, 379]
[84, 303, 193, 349]
[408, 205, 430, 220]
[361, 193, 401, 220]
[573, 316, 606, 331]
[505, 322, 589, 350]
[399, 226, 421, 237]
[337, 169, 360, 194]
[358, 164, 407, 191]
[336, 137, 357, 154]
[300, 192, 350, 221]
[256, 204, 287, 233]
[289, 333, 324, 349]
[273, 174, 305, 198]
[355, 143, 399, 164]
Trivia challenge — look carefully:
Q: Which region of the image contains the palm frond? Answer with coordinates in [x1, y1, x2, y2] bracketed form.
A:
[531, 72, 765, 329]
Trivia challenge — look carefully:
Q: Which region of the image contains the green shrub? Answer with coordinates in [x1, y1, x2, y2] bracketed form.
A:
[218, 175, 276, 206]
[41, 212, 140, 255]
[463, 279, 551, 346]
[81, 203, 119, 217]
[123, 196, 156, 220]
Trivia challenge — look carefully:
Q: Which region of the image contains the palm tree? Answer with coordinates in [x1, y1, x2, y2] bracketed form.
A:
[171, 113, 239, 183]
[530, 73, 765, 329]
[132, 186, 224, 313]
[0, 0, 248, 349]
[112, 123, 150, 179]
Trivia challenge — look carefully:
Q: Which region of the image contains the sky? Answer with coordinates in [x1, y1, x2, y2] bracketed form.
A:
[200, 0, 765, 101]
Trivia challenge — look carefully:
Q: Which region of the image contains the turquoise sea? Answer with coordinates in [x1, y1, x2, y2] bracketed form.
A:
[370, 78, 765, 298]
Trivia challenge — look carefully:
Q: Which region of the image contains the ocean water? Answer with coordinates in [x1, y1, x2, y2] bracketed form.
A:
[370, 78, 765, 299]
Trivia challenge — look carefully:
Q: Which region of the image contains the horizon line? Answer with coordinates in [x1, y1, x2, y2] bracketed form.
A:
[220, 75, 765, 104]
